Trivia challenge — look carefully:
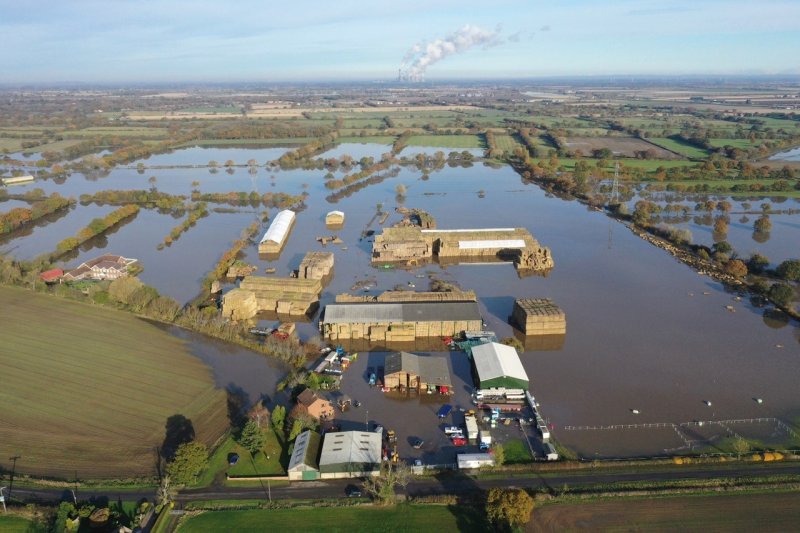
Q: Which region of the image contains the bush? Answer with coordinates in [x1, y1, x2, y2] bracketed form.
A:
[776, 259, 800, 281]
[768, 284, 794, 307]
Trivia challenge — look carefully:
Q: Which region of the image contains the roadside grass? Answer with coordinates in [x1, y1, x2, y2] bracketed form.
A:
[0, 285, 229, 480]
[648, 137, 711, 159]
[406, 134, 484, 149]
[0, 516, 32, 533]
[176, 504, 488, 532]
[503, 439, 533, 464]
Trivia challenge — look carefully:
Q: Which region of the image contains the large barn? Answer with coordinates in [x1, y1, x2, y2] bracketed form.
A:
[287, 429, 321, 481]
[318, 431, 381, 479]
[384, 352, 452, 393]
[471, 342, 529, 390]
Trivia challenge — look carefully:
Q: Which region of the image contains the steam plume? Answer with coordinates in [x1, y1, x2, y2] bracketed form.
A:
[398, 25, 500, 82]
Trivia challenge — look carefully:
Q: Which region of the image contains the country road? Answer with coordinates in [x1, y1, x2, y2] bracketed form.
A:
[9, 462, 800, 505]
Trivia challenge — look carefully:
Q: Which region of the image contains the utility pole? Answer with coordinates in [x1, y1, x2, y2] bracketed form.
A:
[7, 456, 20, 501]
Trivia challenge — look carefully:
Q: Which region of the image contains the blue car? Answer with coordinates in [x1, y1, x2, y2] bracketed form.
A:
[436, 404, 453, 418]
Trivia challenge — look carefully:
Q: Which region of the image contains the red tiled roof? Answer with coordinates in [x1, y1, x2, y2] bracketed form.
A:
[40, 269, 64, 282]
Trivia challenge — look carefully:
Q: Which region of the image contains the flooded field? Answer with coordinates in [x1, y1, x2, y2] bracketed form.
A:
[769, 146, 800, 161]
[2, 144, 799, 458]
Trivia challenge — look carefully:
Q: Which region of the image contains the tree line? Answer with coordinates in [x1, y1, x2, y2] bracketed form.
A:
[0, 193, 74, 235]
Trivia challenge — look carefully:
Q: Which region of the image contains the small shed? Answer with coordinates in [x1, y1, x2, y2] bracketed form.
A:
[287, 430, 322, 481]
[325, 210, 345, 227]
[457, 453, 496, 470]
[545, 443, 559, 461]
[471, 342, 529, 390]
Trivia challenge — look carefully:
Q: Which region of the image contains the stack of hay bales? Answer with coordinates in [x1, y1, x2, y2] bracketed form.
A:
[221, 289, 259, 320]
[298, 251, 334, 281]
[512, 298, 566, 335]
[371, 227, 432, 263]
[325, 210, 345, 228]
[335, 290, 477, 303]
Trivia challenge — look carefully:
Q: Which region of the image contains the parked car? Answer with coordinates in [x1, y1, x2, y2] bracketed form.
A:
[345, 484, 362, 498]
[479, 442, 490, 451]
[412, 438, 424, 449]
[452, 436, 467, 446]
[228, 453, 240, 465]
[436, 404, 453, 418]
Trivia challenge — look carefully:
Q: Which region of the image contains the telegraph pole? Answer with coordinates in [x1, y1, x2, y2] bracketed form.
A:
[7, 456, 20, 501]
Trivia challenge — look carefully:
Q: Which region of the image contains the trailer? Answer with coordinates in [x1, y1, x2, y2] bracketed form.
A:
[465, 415, 479, 441]
[479, 430, 492, 451]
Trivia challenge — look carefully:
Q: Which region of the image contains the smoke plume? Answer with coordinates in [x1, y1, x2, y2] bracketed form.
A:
[399, 24, 501, 82]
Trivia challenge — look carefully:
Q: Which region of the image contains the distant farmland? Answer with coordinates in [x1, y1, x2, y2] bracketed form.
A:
[0, 285, 229, 479]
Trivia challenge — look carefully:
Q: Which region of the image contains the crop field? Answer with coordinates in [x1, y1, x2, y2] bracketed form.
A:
[406, 134, 484, 148]
[564, 136, 679, 159]
[530, 492, 800, 532]
[177, 505, 487, 532]
[648, 137, 711, 159]
[0, 285, 229, 479]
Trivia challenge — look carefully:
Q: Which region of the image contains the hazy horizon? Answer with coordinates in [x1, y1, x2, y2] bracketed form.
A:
[2, 0, 799, 84]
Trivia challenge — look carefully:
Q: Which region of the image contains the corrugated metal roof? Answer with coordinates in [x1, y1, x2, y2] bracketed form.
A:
[323, 301, 481, 324]
[260, 209, 295, 244]
[458, 239, 526, 249]
[288, 429, 321, 471]
[319, 431, 381, 467]
[472, 342, 529, 383]
[422, 228, 515, 233]
[385, 352, 452, 386]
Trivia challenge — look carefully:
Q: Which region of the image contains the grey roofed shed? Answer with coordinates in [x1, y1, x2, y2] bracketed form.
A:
[385, 352, 452, 388]
[323, 301, 481, 324]
[319, 431, 382, 477]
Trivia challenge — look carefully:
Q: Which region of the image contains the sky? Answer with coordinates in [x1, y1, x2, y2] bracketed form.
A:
[1, 0, 799, 83]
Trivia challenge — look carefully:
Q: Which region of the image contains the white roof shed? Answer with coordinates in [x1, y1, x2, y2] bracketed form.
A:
[471, 342, 529, 387]
[260, 209, 295, 245]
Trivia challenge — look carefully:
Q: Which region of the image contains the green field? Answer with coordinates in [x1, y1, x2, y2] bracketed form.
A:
[555, 158, 697, 171]
[336, 136, 396, 145]
[707, 138, 764, 149]
[29, 139, 84, 153]
[0, 138, 31, 152]
[67, 127, 170, 138]
[493, 134, 524, 153]
[0, 516, 32, 533]
[503, 439, 533, 464]
[177, 504, 487, 532]
[177, 138, 314, 148]
[648, 137, 711, 159]
[0, 285, 229, 479]
[406, 134, 484, 149]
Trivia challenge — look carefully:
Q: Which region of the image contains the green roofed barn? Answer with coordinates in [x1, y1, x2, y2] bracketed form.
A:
[287, 429, 321, 481]
[471, 342, 529, 390]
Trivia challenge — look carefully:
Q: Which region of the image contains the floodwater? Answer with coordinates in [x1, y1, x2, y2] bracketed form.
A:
[769, 146, 800, 161]
[2, 144, 799, 458]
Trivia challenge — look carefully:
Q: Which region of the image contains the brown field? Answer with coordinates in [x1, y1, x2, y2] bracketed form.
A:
[529, 491, 800, 532]
[0, 285, 229, 479]
[564, 136, 680, 159]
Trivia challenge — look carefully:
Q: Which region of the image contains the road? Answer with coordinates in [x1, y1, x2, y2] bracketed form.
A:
[9, 462, 800, 505]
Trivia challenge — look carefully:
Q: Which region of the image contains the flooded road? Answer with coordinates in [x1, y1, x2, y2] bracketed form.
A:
[2, 144, 799, 457]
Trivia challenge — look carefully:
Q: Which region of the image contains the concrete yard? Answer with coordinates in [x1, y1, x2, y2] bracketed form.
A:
[321, 347, 545, 467]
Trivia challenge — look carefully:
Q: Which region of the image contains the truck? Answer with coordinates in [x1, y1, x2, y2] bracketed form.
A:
[479, 430, 492, 451]
[444, 426, 463, 436]
[465, 415, 479, 441]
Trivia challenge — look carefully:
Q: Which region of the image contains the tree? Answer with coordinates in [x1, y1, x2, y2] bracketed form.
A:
[108, 276, 143, 305]
[485, 488, 534, 530]
[768, 284, 794, 308]
[776, 259, 800, 281]
[754, 216, 772, 232]
[731, 437, 752, 456]
[166, 441, 208, 486]
[724, 259, 748, 278]
[500, 337, 523, 353]
[271, 404, 286, 434]
[362, 461, 412, 505]
[156, 474, 176, 508]
[238, 419, 266, 456]
[747, 254, 770, 275]
[491, 443, 505, 466]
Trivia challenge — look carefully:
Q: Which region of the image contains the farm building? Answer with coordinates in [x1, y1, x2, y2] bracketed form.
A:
[63, 255, 138, 281]
[221, 276, 321, 320]
[297, 251, 334, 281]
[512, 298, 566, 335]
[320, 300, 482, 343]
[384, 352, 452, 393]
[1, 175, 34, 186]
[39, 269, 63, 284]
[471, 342, 529, 390]
[371, 226, 554, 274]
[318, 431, 382, 479]
[293, 389, 335, 421]
[457, 453, 496, 470]
[325, 210, 345, 227]
[258, 209, 295, 255]
[287, 430, 322, 481]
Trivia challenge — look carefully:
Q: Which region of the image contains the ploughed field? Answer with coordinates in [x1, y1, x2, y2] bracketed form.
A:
[0, 285, 229, 479]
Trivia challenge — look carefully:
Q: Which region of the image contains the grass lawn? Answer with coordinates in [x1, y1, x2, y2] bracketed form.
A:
[177, 504, 488, 532]
[197, 428, 286, 487]
[503, 439, 533, 464]
[0, 516, 32, 533]
[406, 134, 484, 149]
[0, 285, 229, 479]
[648, 137, 710, 159]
